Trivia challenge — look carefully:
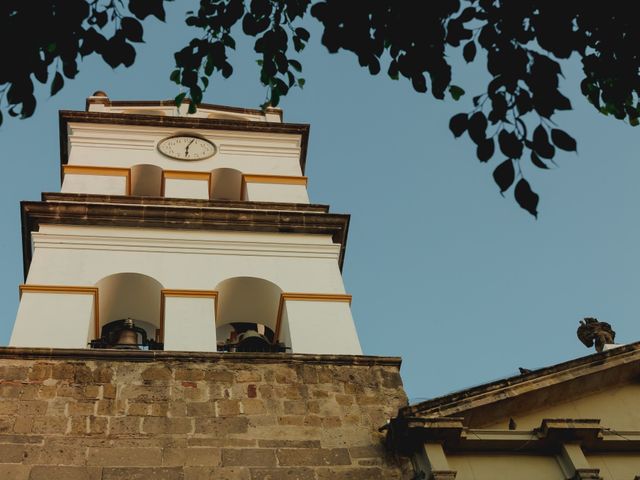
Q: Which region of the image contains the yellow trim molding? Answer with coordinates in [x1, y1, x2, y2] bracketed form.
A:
[18, 284, 100, 339]
[62, 165, 132, 195]
[274, 292, 352, 343]
[159, 289, 218, 343]
[243, 174, 308, 186]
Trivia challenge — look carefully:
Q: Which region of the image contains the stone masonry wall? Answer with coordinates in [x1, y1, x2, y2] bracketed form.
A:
[0, 348, 408, 480]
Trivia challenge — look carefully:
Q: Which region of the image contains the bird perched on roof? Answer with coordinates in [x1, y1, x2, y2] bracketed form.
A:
[577, 317, 615, 352]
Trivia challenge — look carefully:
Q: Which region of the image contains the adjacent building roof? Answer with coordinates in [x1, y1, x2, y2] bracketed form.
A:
[399, 341, 640, 428]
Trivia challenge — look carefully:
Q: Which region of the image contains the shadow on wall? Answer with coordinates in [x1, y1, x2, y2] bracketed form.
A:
[215, 276, 287, 351]
[95, 272, 164, 344]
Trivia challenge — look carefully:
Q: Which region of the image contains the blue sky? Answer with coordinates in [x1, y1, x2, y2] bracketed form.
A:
[1, 4, 639, 401]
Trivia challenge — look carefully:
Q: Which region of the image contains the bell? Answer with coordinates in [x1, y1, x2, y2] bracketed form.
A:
[237, 329, 271, 352]
[114, 318, 140, 349]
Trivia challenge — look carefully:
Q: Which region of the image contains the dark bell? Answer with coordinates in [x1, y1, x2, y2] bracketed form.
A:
[90, 318, 163, 350]
[114, 318, 140, 349]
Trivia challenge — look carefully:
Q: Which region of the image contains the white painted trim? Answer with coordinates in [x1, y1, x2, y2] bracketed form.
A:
[31, 232, 341, 261]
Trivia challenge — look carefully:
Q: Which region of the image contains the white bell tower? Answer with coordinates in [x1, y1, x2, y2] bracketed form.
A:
[10, 92, 362, 355]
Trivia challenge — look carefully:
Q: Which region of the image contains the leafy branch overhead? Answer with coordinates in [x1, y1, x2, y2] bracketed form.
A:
[3, 1, 640, 216]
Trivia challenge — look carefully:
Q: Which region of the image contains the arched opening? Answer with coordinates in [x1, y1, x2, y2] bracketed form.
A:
[93, 273, 163, 349]
[130, 164, 163, 197]
[215, 277, 286, 352]
[210, 168, 243, 201]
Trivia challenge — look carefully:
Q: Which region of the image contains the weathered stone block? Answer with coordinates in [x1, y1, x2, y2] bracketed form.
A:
[51, 363, 75, 381]
[87, 447, 162, 466]
[141, 366, 173, 382]
[0, 464, 31, 480]
[186, 402, 215, 417]
[236, 371, 262, 383]
[316, 467, 385, 479]
[31, 416, 68, 434]
[143, 417, 193, 435]
[217, 399, 241, 417]
[163, 447, 221, 466]
[29, 466, 102, 480]
[69, 401, 96, 416]
[241, 399, 266, 416]
[184, 466, 250, 480]
[109, 417, 142, 435]
[203, 370, 234, 383]
[194, 417, 249, 435]
[222, 449, 277, 467]
[175, 368, 205, 381]
[25, 442, 86, 464]
[283, 401, 307, 415]
[102, 467, 183, 480]
[250, 467, 316, 480]
[276, 448, 351, 467]
[0, 443, 28, 462]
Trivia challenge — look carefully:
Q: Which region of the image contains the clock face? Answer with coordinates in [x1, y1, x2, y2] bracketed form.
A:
[157, 135, 216, 160]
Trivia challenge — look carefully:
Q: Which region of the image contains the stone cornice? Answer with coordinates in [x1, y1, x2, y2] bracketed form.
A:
[21, 200, 350, 278]
[400, 342, 640, 427]
[58, 110, 310, 173]
[41, 192, 330, 213]
[102, 99, 278, 118]
[0, 347, 402, 368]
[386, 416, 640, 455]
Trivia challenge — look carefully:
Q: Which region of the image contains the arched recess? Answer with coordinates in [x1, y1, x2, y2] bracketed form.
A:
[215, 277, 283, 347]
[210, 168, 243, 200]
[95, 273, 163, 342]
[130, 164, 163, 196]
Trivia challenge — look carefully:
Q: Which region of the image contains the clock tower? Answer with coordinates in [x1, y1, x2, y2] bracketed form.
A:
[11, 91, 361, 355]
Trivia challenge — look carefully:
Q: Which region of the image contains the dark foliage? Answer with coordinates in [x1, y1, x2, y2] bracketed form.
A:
[3, 1, 640, 216]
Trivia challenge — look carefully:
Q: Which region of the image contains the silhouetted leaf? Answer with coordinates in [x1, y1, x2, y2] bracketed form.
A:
[530, 151, 549, 169]
[532, 125, 555, 159]
[288, 59, 302, 72]
[129, 0, 165, 21]
[498, 130, 523, 159]
[493, 159, 515, 193]
[175, 92, 187, 107]
[449, 113, 468, 137]
[551, 129, 577, 151]
[121, 17, 143, 43]
[449, 85, 465, 100]
[477, 138, 494, 162]
[412, 74, 427, 93]
[468, 112, 487, 144]
[463, 41, 476, 63]
[51, 72, 64, 96]
[514, 178, 539, 217]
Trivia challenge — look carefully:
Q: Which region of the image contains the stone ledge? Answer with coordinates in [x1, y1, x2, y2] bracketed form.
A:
[0, 347, 402, 368]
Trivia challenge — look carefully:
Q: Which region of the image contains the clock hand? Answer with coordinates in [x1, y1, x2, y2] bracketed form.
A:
[184, 139, 195, 157]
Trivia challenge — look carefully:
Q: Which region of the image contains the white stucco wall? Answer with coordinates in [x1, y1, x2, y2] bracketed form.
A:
[11, 292, 95, 349]
[163, 178, 210, 199]
[163, 296, 217, 352]
[244, 182, 310, 204]
[62, 174, 127, 196]
[284, 300, 362, 355]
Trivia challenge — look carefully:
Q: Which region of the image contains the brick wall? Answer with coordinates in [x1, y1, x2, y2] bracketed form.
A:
[0, 348, 409, 479]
